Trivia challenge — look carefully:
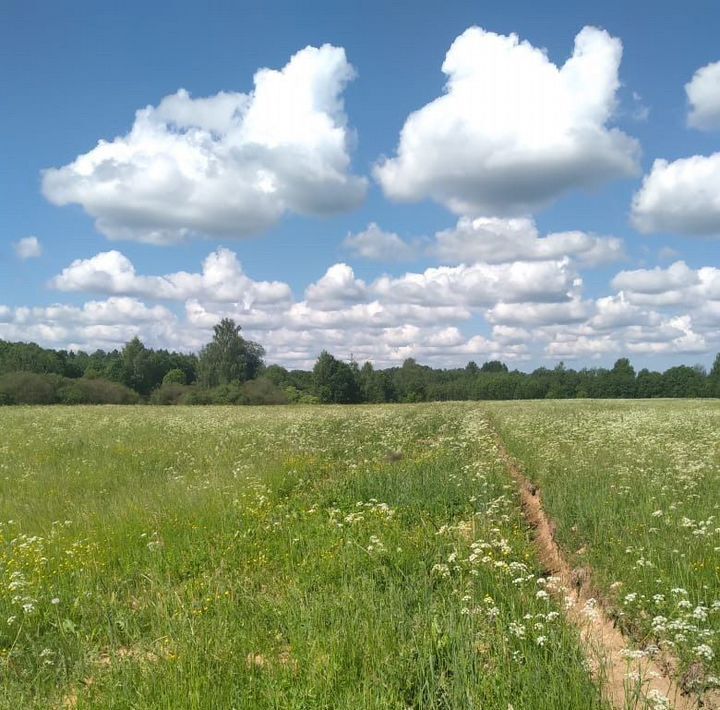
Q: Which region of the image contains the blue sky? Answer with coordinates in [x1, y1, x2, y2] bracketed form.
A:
[1, 0, 719, 370]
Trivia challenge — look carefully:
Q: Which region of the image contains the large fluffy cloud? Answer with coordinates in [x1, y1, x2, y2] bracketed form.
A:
[432, 217, 624, 266]
[687, 60, 720, 131]
[42, 45, 367, 244]
[375, 26, 639, 215]
[611, 261, 720, 307]
[372, 260, 576, 307]
[631, 154, 720, 236]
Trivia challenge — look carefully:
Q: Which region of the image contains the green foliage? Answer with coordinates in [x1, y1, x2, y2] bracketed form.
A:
[149, 383, 190, 405]
[0, 371, 138, 404]
[240, 377, 288, 405]
[480, 359, 508, 373]
[56, 377, 139, 404]
[162, 368, 187, 386]
[1, 334, 719, 405]
[198, 318, 264, 387]
[0, 371, 59, 404]
[312, 351, 361, 403]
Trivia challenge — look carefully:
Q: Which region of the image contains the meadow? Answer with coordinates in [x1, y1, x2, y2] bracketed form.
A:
[489, 400, 720, 700]
[0, 401, 717, 708]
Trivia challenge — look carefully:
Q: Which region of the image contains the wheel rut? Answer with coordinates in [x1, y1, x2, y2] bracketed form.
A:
[489, 424, 709, 710]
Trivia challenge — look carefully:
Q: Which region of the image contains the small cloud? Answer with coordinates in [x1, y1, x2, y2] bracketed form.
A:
[631, 92, 650, 122]
[14, 236, 43, 260]
[343, 223, 418, 261]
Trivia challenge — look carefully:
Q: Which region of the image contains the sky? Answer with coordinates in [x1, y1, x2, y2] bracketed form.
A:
[1, 0, 719, 371]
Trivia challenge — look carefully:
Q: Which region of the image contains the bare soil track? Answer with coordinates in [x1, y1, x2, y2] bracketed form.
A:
[490, 426, 717, 710]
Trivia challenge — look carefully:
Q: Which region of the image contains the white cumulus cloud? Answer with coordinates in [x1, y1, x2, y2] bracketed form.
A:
[372, 260, 576, 307]
[611, 261, 720, 307]
[305, 263, 368, 308]
[343, 223, 418, 261]
[41, 45, 367, 244]
[432, 217, 624, 266]
[375, 25, 639, 216]
[50, 248, 292, 306]
[687, 60, 720, 130]
[631, 153, 720, 236]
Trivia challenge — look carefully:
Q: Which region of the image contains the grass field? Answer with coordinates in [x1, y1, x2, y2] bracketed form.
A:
[490, 400, 720, 697]
[0, 401, 718, 708]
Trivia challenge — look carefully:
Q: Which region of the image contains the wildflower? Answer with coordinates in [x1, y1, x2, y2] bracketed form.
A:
[694, 644, 714, 661]
[509, 622, 525, 639]
[646, 689, 670, 710]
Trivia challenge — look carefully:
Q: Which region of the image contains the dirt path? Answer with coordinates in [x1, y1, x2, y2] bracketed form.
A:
[491, 427, 711, 710]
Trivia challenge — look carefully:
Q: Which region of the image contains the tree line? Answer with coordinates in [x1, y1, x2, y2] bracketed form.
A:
[1, 319, 719, 404]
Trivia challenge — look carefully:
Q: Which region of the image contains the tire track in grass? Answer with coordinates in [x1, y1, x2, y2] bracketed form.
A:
[490, 424, 702, 710]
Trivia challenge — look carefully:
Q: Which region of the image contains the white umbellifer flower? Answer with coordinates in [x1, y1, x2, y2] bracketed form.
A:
[692, 605, 708, 621]
[694, 644, 715, 661]
[646, 689, 670, 710]
[535, 590, 549, 600]
[51, 597, 60, 605]
[535, 635, 547, 647]
[509, 622, 526, 639]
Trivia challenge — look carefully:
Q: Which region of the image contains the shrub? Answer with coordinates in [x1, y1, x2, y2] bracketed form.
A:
[150, 383, 189, 405]
[241, 378, 288, 405]
[0, 372, 59, 404]
[178, 386, 215, 405]
[57, 378, 139, 405]
[0, 371, 139, 405]
[208, 383, 246, 404]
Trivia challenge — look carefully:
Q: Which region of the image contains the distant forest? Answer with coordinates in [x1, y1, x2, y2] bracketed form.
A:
[1, 318, 719, 405]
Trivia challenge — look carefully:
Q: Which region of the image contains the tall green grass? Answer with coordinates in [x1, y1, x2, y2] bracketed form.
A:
[0, 404, 601, 708]
[489, 399, 720, 695]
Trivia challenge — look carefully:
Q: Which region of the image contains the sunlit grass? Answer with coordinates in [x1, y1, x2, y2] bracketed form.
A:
[489, 399, 720, 694]
[0, 404, 601, 709]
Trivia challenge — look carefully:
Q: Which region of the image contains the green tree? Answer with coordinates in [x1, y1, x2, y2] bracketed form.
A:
[709, 353, 720, 397]
[393, 358, 428, 402]
[121, 337, 156, 395]
[162, 368, 187, 386]
[197, 319, 264, 387]
[606, 358, 636, 398]
[480, 360, 508, 373]
[312, 351, 360, 404]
